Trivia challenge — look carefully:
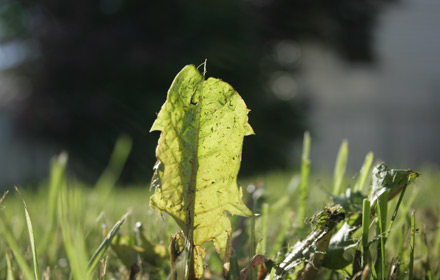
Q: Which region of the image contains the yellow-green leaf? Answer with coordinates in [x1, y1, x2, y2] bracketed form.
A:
[150, 65, 253, 278]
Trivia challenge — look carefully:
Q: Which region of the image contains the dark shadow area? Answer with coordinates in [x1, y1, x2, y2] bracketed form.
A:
[0, 0, 393, 183]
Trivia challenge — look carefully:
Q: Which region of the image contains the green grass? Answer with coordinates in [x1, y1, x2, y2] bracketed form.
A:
[297, 131, 311, 229]
[332, 139, 348, 196]
[0, 139, 439, 279]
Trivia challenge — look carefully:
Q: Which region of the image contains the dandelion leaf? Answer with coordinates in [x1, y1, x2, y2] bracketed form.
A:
[150, 65, 253, 278]
[369, 164, 419, 205]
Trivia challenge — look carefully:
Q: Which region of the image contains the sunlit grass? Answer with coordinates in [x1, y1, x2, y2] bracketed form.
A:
[0, 136, 438, 279]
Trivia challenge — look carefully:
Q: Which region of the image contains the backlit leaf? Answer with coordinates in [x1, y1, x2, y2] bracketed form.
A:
[150, 65, 253, 278]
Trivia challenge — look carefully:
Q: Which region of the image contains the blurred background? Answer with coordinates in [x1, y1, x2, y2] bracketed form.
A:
[0, 0, 439, 186]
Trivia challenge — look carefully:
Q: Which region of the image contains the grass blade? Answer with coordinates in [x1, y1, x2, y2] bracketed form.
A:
[40, 153, 68, 253]
[355, 152, 374, 193]
[0, 212, 34, 280]
[422, 229, 433, 280]
[229, 254, 240, 280]
[6, 249, 15, 280]
[0, 190, 8, 206]
[95, 135, 132, 196]
[249, 211, 257, 280]
[376, 192, 388, 280]
[15, 187, 41, 280]
[256, 203, 269, 255]
[58, 187, 89, 280]
[392, 188, 418, 238]
[297, 131, 311, 229]
[48, 153, 68, 224]
[87, 212, 129, 275]
[397, 225, 405, 261]
[362, 199, 370, 268]
[434, 207, 440, 260]
[409, 210, 416, 280]
[385, 186, 407, 240]
[270, 210, 290, 258]
[333, 140, 348, 195]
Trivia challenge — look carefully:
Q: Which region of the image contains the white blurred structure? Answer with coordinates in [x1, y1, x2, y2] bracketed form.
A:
[1, 0, 439, 185]
[298, 0, 440, 170]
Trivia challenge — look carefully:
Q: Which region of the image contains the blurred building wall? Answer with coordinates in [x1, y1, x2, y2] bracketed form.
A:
[1, 0, 440, 186]
[301, 0, 440, 170]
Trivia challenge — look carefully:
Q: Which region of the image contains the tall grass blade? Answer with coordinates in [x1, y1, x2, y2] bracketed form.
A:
[256, 203, 269, 255]
[249, 211, 257, 280]
[0, 213, 34, 280]
[269, 196, 289, 213]
[385, 186, 407, 240]
[0, 190, 8, 206]
[5, 249, 15, 280]
[95, 135, 132, 196]
[58, 187, 89, 280]
[270, 210, 290, 258]
[434, 207, 440, 260]
[397, 225, 405, 261]
[409, 210, 416, 280]
[15, 187, 41, 280]
[362, 199, 370, 268]
[48, 153, 68, 222]
[376, 192, 388, 280]
[422, 230, 433, 280]
[87, 212, 129, 275]
[229, 254, 240, 280]
[355, 152, 374, 192]
[333, 140, 348, 195]
[392, 188, 418, 238]
[40, 153, 68, 253]
[297, 131, 311, 229]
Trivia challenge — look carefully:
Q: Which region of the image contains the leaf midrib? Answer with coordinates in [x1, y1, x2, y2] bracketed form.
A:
[184, 84, 203, 279]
